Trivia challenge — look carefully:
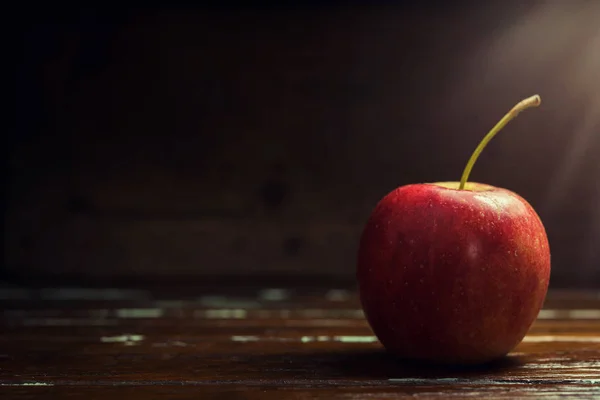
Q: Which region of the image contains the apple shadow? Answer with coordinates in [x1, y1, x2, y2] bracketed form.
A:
[322, 349, 526, 379]
[241, 349, 526, 381]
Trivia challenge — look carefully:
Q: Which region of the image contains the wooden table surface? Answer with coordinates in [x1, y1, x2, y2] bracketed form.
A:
[1, 282, 599, 399]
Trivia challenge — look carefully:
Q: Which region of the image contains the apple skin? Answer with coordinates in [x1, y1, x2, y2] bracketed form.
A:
[357, 181, 551, 365]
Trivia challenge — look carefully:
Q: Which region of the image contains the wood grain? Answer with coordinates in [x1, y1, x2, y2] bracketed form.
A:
[0, 284, 599, 398]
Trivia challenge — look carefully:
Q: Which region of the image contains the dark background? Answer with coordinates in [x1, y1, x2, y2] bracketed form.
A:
[8, 1, 600, 288]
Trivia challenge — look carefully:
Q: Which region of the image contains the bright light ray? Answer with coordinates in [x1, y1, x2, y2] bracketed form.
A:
[441, 2, 600, 280]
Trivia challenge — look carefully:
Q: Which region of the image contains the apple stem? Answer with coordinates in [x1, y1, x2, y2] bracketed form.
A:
[458, 95, 542, 190]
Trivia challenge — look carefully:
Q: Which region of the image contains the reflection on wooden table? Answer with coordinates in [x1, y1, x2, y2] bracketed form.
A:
[0, 284, 598, 399]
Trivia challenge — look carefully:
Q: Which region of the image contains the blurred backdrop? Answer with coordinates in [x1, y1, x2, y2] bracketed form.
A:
[8, 1, 600, 287]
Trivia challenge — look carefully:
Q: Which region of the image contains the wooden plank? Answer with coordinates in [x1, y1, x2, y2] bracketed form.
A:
[0, 287, 598, 398]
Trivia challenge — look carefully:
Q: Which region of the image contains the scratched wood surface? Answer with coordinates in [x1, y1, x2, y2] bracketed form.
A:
[0, 283, 599, 399]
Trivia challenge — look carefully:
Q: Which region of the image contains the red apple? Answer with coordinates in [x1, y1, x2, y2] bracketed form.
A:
[357, 95, 551, 365]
